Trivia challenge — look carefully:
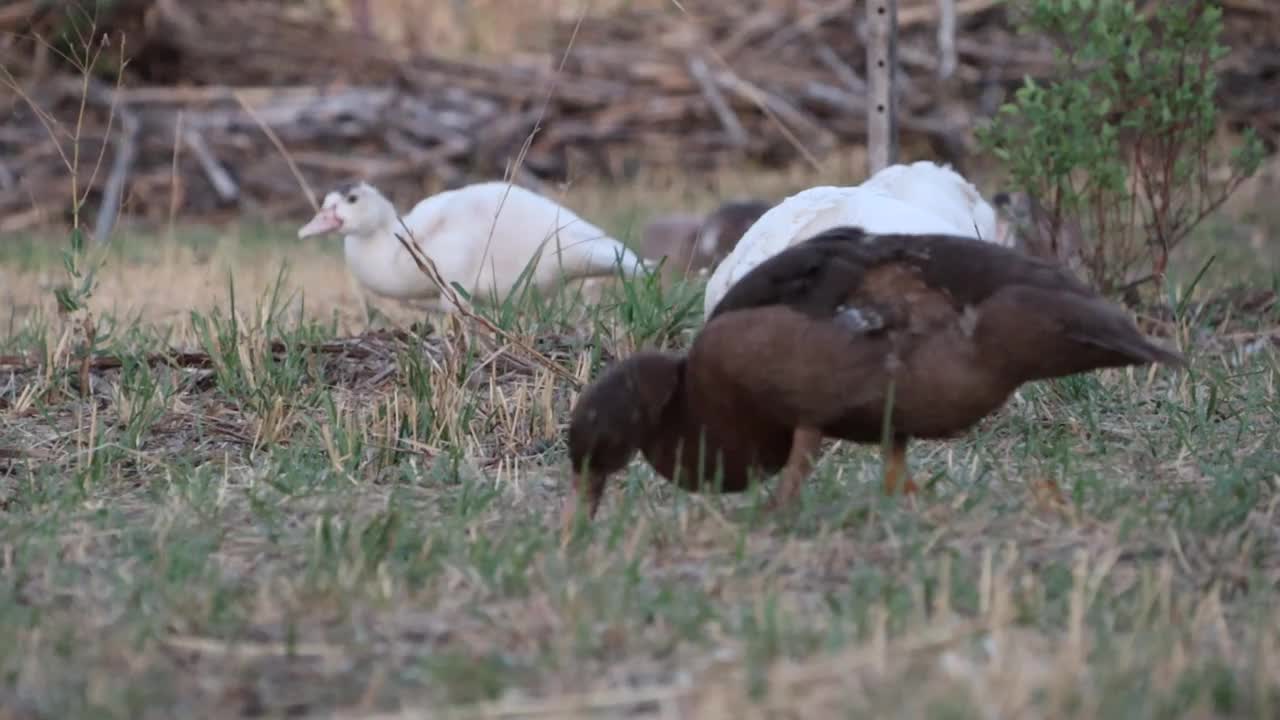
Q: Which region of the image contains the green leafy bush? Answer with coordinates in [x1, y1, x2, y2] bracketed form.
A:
[978, 0, 1266, 297]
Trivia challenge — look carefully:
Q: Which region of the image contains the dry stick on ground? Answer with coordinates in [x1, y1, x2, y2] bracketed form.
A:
[0, 330, 414, 374]
[687, 54, 749, 147]
[182, 127, 239, 204]
[666, 0, 825, 173]
[390, 225, 582, 388]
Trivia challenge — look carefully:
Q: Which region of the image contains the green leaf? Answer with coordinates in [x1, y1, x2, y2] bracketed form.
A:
[54, 287, 80, 314]
[985, 0, 1247, 293]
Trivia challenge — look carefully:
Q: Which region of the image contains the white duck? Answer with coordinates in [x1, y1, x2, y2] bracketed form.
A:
[298, 180, 650, 311]
[702, 161, 1008, 318]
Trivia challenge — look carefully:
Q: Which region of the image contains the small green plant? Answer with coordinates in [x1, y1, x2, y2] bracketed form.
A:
[2, 3, 130, 394]
[978, 0, 1266, 297]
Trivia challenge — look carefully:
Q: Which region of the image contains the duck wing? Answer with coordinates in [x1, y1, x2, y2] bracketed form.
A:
[692, 228, 952, 437]
[705, 225, 1183, 394]
[701, 185, 982, 319]
[706, 225, 1094, 326]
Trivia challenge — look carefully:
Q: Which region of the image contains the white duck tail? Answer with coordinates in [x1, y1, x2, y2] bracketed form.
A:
[859, 161, 1001, 244]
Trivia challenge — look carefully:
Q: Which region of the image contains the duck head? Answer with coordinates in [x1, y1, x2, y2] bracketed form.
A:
[991, 191, 1029, 249]
[639, 214, 702, 272]
[694, 199, 771, 267]
[561, 351, 684, 540]
[297, 181, 396, 239]
[992, 191, 1083, 269]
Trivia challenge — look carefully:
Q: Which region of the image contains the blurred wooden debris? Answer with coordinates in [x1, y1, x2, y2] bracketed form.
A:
[0, 0, 1275, 230]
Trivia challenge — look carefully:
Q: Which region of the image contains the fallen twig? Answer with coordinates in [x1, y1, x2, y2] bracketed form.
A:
[0, 329, 416, 375]
[391, 226, 584, 389]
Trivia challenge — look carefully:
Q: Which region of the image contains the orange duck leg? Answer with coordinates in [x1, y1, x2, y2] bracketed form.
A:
[767, 426, 823, 511]
[882, 438, 919, 495]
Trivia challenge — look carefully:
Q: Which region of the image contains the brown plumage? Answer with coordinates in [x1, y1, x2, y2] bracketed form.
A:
[638, 213, 701, 282]
[639, 200, 772, 284]
[562, 225, 1186, 541]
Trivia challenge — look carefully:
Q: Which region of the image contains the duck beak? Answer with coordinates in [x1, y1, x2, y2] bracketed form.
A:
[297, 207, 342, 238]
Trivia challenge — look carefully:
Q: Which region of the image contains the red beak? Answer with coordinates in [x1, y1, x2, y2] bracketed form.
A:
[298, 207, 343, 238]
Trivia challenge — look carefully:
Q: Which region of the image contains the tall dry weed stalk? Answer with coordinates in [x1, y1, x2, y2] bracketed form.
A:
[0, 3, 131, 394]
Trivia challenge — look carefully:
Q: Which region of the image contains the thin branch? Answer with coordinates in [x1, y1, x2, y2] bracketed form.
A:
[687, 54, 748, 147]
[233, 89, 318, 211]
[79, 56, 130, 217]
[0, 63, 72, 171]
[391, 222, 583, 388]
[665, 0, 823, 172]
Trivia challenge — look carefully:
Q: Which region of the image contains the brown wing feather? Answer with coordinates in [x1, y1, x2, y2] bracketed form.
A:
[691, 305, 896, 436]
[707, 225, 1096, 326]
[887, 231, 1096, 304]
[852, 263, 959, 336]
[706, 228, 875, 322]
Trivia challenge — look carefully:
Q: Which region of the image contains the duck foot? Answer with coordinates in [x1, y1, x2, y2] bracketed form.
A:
[882, 438, 919, 495]
[766, 426, 823, 513]
[1029, 477, 1068, 511]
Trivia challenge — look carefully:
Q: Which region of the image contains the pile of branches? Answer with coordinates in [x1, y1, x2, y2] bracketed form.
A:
[1, 0, 1277, 235]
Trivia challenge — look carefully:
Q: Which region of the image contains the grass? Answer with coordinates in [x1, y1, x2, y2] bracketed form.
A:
[4, 5, 1280, 714]
[2, 179, 1280, 719]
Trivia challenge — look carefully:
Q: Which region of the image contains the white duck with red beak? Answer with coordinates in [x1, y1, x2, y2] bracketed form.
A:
[298, 180, 651, 310]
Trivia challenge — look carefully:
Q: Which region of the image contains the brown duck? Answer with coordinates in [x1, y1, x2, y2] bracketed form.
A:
[561, 225, 1186, 539]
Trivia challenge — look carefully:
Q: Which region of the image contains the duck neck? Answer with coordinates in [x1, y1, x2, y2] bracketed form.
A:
[349, 196, 400, 245]
[638, 367, 764, 493]
[636, 366, 709, 489]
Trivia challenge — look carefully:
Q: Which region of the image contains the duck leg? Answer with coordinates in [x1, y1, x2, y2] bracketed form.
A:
[560, 471, 604, 548]
[767, 426, 823, 512]
[882, 436, 919, 495]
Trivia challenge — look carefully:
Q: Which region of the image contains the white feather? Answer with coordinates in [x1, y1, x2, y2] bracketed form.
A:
[696, 224, 722, 256]
[702, 162, 1006, 318]
[302, 181, 649, 311]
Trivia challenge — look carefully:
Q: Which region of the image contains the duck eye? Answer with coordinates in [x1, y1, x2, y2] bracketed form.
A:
[346, 194, 359, 204]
